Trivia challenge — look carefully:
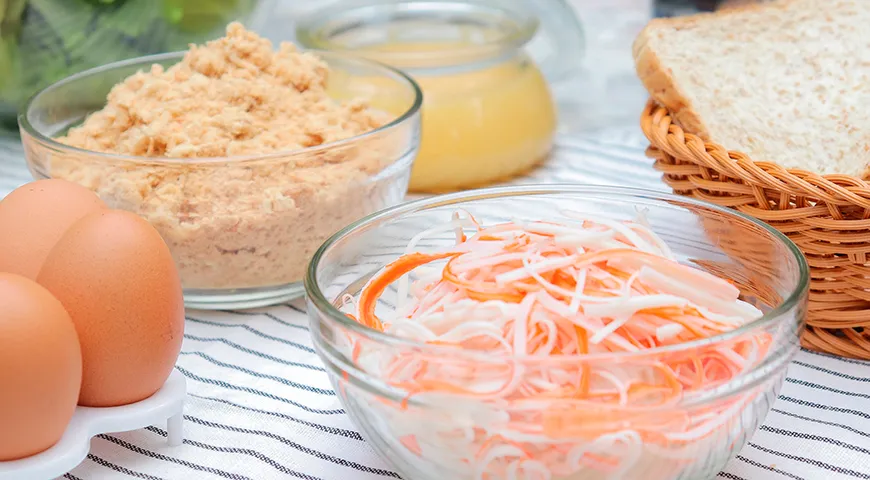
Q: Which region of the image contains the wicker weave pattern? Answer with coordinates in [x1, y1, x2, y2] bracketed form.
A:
[641, 100, 870, 359]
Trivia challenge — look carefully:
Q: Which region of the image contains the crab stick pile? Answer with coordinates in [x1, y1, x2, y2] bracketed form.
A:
[342, 210, 770, 480]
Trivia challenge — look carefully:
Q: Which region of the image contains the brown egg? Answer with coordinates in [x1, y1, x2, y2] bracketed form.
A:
[0, 273, 82, 461]
[0, 179, 105, 279]
[37, 210, 184, 407]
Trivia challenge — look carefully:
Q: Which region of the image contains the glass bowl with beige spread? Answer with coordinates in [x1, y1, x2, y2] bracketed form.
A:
[18, 24, 422, 309]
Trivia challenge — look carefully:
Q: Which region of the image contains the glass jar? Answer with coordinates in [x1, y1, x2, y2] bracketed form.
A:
[0, 0, 271, 131]
[297, 0, 584, 193]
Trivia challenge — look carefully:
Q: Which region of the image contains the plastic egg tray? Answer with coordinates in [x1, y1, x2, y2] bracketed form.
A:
[0, 370, 186, 480]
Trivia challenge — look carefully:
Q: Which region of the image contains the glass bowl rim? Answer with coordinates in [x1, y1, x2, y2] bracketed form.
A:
[18, 49, 423, 166]
[305, 184, 809, 362]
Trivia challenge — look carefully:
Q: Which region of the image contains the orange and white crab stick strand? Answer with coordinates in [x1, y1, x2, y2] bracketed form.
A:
[346, 211, 767, 479]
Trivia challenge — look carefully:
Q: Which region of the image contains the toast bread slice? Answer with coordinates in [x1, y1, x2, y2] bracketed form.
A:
[633, 0, 870, 177]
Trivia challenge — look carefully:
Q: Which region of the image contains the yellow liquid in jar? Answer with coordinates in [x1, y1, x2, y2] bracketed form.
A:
[361, 43, 557, 193]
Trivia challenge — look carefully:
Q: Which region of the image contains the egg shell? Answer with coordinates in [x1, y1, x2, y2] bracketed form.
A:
[36, 210, 184, 407]
[0, 179, 105, 279]
[0, 273, 82, 461]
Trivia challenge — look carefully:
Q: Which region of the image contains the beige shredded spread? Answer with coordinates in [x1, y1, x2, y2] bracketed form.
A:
[42, 23, 413, 290]
[59, 23, 386, 158]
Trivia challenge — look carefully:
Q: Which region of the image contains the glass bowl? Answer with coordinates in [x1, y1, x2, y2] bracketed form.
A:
[19, 50, 422, 310]
[305, 185, 808, 480]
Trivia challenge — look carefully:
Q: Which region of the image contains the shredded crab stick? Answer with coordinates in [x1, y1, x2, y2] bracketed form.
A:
[341, 211, 771, 480]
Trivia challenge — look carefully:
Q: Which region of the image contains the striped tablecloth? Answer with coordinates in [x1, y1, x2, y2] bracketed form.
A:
[1, 128, 869, 480]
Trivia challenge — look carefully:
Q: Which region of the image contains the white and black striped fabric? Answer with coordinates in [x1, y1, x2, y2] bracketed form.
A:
[0, 131, 33, 196]
[1, 129, 869, 480]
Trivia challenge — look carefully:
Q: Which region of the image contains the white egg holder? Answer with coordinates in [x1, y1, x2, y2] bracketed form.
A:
[0, 370, 186, 480]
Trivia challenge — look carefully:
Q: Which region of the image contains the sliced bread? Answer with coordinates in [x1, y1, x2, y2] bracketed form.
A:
[633, 0, 870, 177]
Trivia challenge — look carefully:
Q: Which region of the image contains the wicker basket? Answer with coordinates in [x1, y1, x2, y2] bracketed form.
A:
[641, 99, 870, 360]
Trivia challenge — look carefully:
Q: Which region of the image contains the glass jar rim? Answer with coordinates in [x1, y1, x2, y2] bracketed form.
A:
[295, 0, 540, 69]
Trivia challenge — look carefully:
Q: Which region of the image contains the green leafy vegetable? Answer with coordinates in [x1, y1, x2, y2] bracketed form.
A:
[0, 0, 258, 126]
[163, 0, 247, 33]
[0, 0, 27, 29]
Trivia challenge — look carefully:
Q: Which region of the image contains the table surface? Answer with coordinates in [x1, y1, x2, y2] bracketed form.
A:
[1, 1, 869, 479]
[4, 127, 869, 480]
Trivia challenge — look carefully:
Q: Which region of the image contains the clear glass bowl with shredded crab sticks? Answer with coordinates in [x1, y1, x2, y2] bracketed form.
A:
[305, 186, 809, 480]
